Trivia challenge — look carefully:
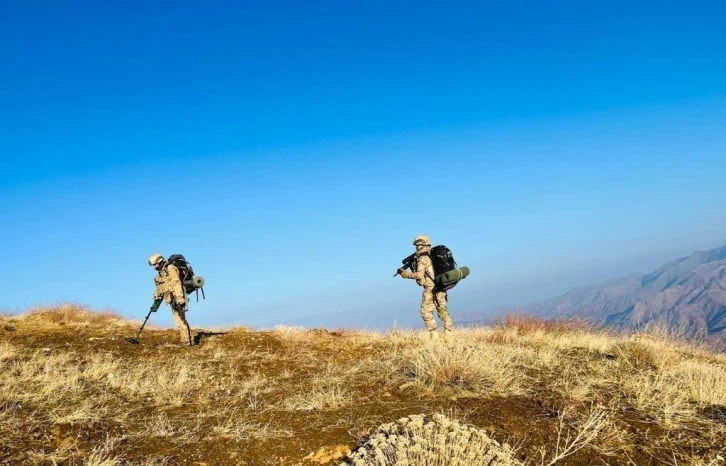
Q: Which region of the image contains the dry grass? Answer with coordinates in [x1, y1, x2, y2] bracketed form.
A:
[12, 302, 142, 328]
[397, 338, 532, 396]
[1, 307, 725, 465]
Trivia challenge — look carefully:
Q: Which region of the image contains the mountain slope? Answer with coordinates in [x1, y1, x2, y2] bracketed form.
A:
[521, 245, 726, 340]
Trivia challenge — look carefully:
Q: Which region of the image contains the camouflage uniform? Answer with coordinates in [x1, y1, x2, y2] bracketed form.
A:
[401, 236, 454, 338]
[149, 253, 194, 346]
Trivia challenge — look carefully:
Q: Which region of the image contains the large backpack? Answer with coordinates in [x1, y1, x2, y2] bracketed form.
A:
[430, 245, 457, 276]
[166, 254, 206, 301]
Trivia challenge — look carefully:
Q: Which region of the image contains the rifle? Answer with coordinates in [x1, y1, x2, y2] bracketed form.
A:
[393, 252, 416, 277]
[125, 298, 162, 344]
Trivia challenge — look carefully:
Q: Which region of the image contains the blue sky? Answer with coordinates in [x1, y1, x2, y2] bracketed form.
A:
[1, 1, 725, 330]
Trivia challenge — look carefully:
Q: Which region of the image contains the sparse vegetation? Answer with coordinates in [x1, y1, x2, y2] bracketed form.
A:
[1, 305, 725, 465]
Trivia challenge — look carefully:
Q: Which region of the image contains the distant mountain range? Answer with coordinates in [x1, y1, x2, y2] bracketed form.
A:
[464, 244, 726, 342]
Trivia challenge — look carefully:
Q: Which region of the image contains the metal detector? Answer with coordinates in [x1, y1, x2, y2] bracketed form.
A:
[125, 298, 161, 344]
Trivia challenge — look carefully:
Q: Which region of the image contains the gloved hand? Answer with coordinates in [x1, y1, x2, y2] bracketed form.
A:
[400, 269, 411, 278]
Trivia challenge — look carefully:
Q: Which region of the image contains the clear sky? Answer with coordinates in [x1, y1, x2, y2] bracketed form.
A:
[2, 1, 725, 331]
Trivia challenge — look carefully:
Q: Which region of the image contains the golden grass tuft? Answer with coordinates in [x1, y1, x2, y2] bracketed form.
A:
[13, 302, 138, 328]
[493, 313, 597, 336]
[399, 339, 531, 396]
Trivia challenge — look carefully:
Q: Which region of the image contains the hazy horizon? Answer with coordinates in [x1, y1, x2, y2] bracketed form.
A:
[254, 238, 726, 330]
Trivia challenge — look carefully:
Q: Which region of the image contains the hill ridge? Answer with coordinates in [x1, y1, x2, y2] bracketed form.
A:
[494, 244, 726, 342]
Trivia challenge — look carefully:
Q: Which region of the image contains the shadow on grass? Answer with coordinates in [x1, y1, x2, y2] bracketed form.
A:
[194, 330, 228, 344]
[701, 404, 726, 424]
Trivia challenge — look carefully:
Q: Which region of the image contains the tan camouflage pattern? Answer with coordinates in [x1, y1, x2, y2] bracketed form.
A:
[407, 247, 435, 287]
[406, 246, 454, 332]
[153, 263, 193, 344]
[153, 264, 186, 305]
[171, 306, 193, 345]
[421, 289, 453, 332]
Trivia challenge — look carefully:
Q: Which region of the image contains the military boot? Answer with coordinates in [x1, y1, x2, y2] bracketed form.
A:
[428, 330, 439, 342]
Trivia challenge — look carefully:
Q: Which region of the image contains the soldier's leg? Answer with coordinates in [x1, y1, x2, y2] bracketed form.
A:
[420, 287, 437, 334]
[171, 306, 193, 345]
[434, 290, 454, 332]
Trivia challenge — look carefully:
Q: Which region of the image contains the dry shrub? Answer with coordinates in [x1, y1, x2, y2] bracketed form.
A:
[537, 403, 612, 466]
[493, 314, 595, 336]
[399, 341, 530, 396]
[340, 413, 522, 466]
[611, 340, 660, 370]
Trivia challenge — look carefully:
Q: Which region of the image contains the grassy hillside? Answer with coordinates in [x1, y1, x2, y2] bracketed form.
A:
[1, 305, 725, 465]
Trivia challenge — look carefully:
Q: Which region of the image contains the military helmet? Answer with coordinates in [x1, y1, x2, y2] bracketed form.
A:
[413, 235, 431, 246]
[148, 253, 164, 266]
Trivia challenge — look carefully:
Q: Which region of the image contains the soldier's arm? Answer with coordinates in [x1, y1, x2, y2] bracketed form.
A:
[166, 265, 186, 301]
[407, 254, 430, 280]
[153, 276, 163, 298]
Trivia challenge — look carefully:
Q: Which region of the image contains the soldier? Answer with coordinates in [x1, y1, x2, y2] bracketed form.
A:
[399, 235, 454, 341]
[148, 253, 195, 346]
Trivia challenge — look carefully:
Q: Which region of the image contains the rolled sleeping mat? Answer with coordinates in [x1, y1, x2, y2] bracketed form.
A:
[435, 266, 470, 288]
